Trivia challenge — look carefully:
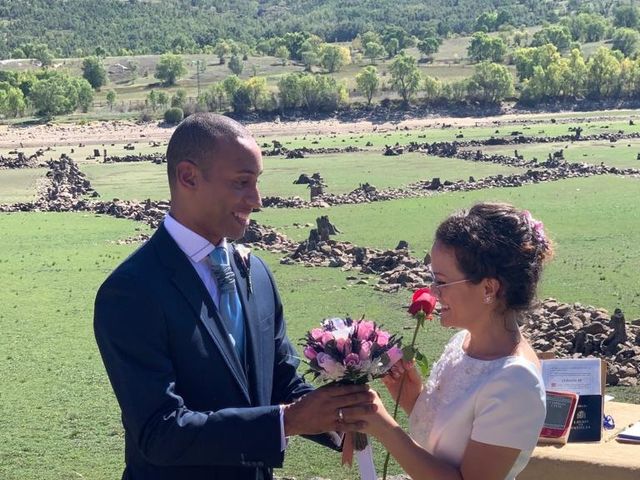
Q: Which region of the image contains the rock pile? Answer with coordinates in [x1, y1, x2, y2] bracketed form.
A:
[0, 152, 47, 169]
[104, 153, 166, 164]
[261, 145, 363, 157]
[238, 220, 297, 252]
[523, 299, 640, 386]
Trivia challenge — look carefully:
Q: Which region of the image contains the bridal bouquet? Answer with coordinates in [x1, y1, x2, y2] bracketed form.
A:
[302, 316, 403, 458]
[302, 317, 403, 385]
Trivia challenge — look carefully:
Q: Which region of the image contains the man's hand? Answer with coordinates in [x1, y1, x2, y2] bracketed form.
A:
[282, 384, 376, 436]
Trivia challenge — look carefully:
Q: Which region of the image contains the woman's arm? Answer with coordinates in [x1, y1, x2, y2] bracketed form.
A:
[356, 392, 521, 480]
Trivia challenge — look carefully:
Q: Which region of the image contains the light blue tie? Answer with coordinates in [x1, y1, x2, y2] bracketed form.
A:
[209, 246, 244, 359]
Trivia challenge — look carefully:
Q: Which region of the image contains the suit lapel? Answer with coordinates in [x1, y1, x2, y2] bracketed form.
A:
[229, 244, 266, 406]
[151, 225, 250, 403]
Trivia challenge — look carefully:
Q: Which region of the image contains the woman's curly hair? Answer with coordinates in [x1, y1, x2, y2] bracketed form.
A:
[435, 202, 553, 312]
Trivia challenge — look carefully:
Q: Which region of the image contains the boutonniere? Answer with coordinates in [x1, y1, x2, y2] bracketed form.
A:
[233, 244, 252, 296]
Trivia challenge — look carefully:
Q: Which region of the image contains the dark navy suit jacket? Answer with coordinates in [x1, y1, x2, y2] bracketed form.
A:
[94, 223, 326, 480]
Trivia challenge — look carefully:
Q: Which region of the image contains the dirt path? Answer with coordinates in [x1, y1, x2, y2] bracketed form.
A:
[2, 109, 639, 149]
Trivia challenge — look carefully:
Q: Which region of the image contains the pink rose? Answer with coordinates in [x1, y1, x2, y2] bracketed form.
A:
[316, 352, 342, 377]
[336, 337, 352, 355]
[376, 330, 390, 347]
[386, 346, 403, 366]
[359, 341, 372, 361]
[356, 321, 375, 341]
[310, 328, 324, 341]
[344, 353, 361, 368]
[320, 332, 334, 346]
[303, 346, 317, 360]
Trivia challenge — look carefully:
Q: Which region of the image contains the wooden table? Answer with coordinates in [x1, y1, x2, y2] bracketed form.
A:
[520, 401, 640, 480]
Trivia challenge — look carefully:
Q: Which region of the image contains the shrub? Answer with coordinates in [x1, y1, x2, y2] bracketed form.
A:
[164, 107, 184, 124]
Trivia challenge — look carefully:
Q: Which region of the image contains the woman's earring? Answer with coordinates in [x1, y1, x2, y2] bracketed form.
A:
[483, 296, 493, 304]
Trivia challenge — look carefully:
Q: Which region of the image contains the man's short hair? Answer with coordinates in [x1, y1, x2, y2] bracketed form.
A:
[166, 113, 251, 186]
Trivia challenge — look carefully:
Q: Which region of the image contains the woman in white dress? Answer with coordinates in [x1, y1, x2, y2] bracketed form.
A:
[349, 202, 552, 480]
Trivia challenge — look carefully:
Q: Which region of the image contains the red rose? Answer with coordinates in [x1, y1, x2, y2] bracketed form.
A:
[408, 287, 437, 316]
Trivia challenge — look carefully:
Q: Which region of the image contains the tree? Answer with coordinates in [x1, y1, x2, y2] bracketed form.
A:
[278, 73, 303, 109]
[245, 76, 267, 111]
[82, 56, 107, 90]
[614, 5, 639, 29]
[155, 53, 187, 86]
[467, 62, 513, 104]
[105, 90, 117, 110]
[228, 54, 244, 75]
[513, 44, 561, 81]
[612, 28, 640, 58]
[586, 47, 622, 99]
[300, 41, 320, 71]
[28, 73, 93, 118]
[381, 26, 414, 53]
[200, 83, 226, 111]
[475, 12, 498, 32]
[385, 38, 400, 58]
[155, 92, 168, 110]
[0, 84, 26, 118]
[363, 42, 386, 65]
[467, 32, 506, 63]
[320, 44, 351, 73]
[423, 75, 442, 102]
[355, 66, 379, 105]
[563, 13, 607, 42]
[171, 89, 187, 109]
[531, 25, 572, 51]
[30, 43, 53, 67]
[417, 37, 441, 62]
[215, 40, 230, 64]
[389, 53, 421, 104]
[74, 78, 94, 112]
[275, 46, 290, 66]
[147, 90, 159, 112]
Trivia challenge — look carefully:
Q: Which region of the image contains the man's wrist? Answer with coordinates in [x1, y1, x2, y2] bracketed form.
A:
[281, 402, 297, 437]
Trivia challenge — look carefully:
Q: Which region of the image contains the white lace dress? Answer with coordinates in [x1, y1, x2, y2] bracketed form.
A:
[409, 330, 546, 480]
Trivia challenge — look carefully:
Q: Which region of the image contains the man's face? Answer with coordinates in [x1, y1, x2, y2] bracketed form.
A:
[192, 135, 263, 244]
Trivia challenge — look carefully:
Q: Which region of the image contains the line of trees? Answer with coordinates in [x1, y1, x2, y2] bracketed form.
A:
[0, 69, 94, 119]
[516, 45, 640, 104]
[0, 0, 556, 59]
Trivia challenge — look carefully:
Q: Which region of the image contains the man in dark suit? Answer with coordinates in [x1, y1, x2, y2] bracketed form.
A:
[94, 113, 373, 480]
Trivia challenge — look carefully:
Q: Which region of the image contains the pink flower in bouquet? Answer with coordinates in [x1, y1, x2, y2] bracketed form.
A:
[344, 353, 361, 368]
[336, 337, 352, 355]
[376, 330, 390, 347]
[320, 331, 334, 346]
[310, 328, 324, 341]
[303, 346, 318, 360]
[356, 320, 375, 341]
[386, 346, 404, 365]
[316, 352, 345, 378]
[359, 341, 372, 360]
[302, 317, 401, 384]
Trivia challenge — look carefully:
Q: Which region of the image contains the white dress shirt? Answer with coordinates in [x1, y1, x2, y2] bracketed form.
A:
[163, 213, 287, 450]
[164, 213, 222, 307]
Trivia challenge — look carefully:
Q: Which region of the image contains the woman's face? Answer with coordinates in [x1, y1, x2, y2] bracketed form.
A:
[430, 240, 485, 329]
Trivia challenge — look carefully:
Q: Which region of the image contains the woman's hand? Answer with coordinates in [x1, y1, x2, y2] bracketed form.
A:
[382, 359, 423, 415]
[342, 388, 397, 439]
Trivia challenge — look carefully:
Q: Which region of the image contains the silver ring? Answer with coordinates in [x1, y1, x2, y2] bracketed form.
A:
[337, 408, 344, 422]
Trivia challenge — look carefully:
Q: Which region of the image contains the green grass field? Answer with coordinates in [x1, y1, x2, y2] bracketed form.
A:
[78, 152, 526, 201]
[255, 175, 640, 320]
[0, 168, 48, 203]
[0, 212, 452, 480]
[251, 118, 640, 150]
[476, 140, 640, 169]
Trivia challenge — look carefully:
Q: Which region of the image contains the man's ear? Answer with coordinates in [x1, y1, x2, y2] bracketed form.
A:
[175, 161, 199, 190]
